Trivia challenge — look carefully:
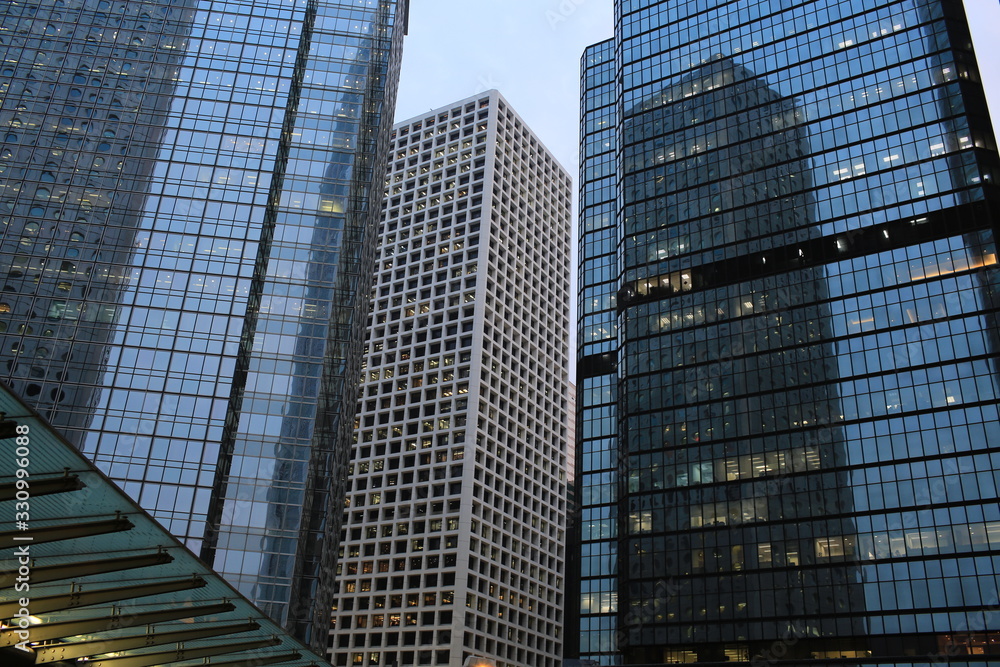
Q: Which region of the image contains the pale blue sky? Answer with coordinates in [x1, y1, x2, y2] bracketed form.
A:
[395, 0, 1000, 180]
[394, 0, 612, 178]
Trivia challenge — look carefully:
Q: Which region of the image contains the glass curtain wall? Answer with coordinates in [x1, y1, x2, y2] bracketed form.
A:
[0, 0, 407, 651]
[574, 0, 1000, 663]
[574, 38, 623, 666]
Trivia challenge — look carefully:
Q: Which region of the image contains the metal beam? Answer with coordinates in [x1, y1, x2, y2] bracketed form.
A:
[34, 621, 260, 663]
[0, 601, 235, 646]
[0, 417, 18, 440]
[86, 637, 282, 667]
[193, 651, 304, 666]
[0, 474, 84, 502]
[0, 645, 36, 666]
[0, 575, 207, 616]
[0, 550, 173, 588]
[0, 515, 133, 550]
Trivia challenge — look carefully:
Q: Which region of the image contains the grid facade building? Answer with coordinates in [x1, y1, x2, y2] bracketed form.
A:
[329, 91, 572, 667]
[575, 0, 1000, 664]
[0, 0, 407, 650]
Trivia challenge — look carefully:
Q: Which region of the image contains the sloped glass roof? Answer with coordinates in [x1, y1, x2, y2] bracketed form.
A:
[0, 383, 329, 667]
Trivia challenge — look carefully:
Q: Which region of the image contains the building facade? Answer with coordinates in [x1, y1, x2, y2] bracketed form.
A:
[575, 0, 1000, 664]
[329, 91, 572, 667]
[572, 36, 622, 666]
[0, 0, 407, 650]
[0, 383, 332, 667]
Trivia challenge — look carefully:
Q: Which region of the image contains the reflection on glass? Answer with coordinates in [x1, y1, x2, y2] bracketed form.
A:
[618, 57, 864, 662]
[0, 0, 407, 653]
[0, 0, 196, 435]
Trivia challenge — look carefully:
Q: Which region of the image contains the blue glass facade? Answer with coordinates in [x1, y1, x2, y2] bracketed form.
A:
[574, 38, 623, 666]
[0, 0, 407, 651]
[575, 0, 1000, 664]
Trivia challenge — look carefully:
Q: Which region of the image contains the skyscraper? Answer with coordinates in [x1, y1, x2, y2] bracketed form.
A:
[0, 0, 408, 650]
[572, 36, 621, 666]
[574, 0, 1000, 664]
[329, 91, 572, 667]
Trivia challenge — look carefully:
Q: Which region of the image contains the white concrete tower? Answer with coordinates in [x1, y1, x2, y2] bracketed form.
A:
[328, 90, 573, 667]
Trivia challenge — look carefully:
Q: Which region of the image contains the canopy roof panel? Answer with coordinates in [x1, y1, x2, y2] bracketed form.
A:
[0, 383, 329, 667]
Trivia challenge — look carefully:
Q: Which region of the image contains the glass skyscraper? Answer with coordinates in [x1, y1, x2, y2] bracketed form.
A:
[574, 0, 1000, 664]
[0, 0, 407, 651]
[574, 35, 622, 665]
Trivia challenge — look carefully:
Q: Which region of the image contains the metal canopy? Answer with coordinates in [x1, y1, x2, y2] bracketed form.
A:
[0, 576, 209, 617]
[0, 474, 85, 502]
[0, 515, 136, 550]
[32, 621, 261, 663]
[0, 384, 331, 667]
[0, 551, 175, 588]
[86, 637, 283, 667]
[0, 601, 236, 646]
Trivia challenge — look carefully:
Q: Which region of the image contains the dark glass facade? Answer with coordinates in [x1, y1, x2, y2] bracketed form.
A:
[0, 0, 407, 651]
[574, 38, 623, 665]
[575, 0, 1000, 664]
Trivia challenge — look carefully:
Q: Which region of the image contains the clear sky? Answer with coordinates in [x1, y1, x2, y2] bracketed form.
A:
[395, 0, 1000, 181]
[394, 0, 613, 178]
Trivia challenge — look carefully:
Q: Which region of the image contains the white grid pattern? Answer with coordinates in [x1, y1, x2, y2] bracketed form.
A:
[327, 91, 572, 667]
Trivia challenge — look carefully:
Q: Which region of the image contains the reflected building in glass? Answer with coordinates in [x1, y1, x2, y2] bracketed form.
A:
[573, 0, 1000, 664]
[0, 0, 408, 651]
